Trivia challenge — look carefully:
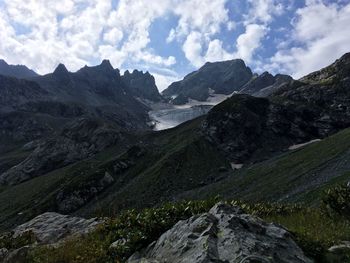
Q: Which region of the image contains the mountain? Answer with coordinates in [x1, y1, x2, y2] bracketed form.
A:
[121, 70, 163, 102]
[239, 71, 293, 97]
[0, 59, 38, 78]
[27, 60, 151, 131]
[0, 75, 47, 109]
[1, 52, 350, 263]
[0, 61, 152, 179]
[162, 59, 252, 104]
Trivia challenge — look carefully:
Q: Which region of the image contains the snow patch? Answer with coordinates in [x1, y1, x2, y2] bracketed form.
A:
[288, 139, 321, 150]
[231, 163, 243, 170]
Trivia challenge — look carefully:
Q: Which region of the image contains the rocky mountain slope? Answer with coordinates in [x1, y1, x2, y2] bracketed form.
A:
[0, 53, 350, 262]
[162, 59, 253, 104]
[0, 59, 38, 79]
[239, 71, 293, 97]
[121, 70, 163, 102]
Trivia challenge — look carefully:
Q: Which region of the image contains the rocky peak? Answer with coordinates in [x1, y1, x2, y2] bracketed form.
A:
[240, 71, 293, 96]
[53, 63, 69, 78]
[300, 52, 350, 84]
[162, 58, 252, 103]
[78, 60, 115, 76]
[121, 69, 162, 102]
[0, 59, 8, 66]
[100, 59, 114, 70]
[0, 59, 38, 79]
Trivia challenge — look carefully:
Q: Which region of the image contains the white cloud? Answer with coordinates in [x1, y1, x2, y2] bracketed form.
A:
[152, 73, 180, 92]
[245, 0, 285, 24]
[0, 0, 176, 74]
[182, 31, 204, 67]
[103, 28, 123, 45]
[205, 39, 234, 62]
[170, 0, 231, 39]
[269, 1, 350, 78]
[236, 24, 268, 63]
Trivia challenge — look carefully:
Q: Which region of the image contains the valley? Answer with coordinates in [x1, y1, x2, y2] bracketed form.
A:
[0, 52, 350, 262]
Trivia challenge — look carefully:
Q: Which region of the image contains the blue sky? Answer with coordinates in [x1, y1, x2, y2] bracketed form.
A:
[0, 0, 349, 91]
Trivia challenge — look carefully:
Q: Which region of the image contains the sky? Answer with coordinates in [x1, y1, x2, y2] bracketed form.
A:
[0, 0, 350, 91]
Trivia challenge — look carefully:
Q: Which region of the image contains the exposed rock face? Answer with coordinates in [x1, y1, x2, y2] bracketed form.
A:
[162, 59, 252, 104]
[0, 59, 38, 79]
[12, 212, 101, 244]
[0, 118, 123, 185]
[239, 72, 293, 97]
[0, 75, 47, 109]
[31, 60, 150, 131]
[128, 203, 312, 263]
[202, 94, 317, 163]
[0, 212, 102, 263]
[56, 171, 115, 213]
[122, 70, 163, 102]
[202, 53, 350, 164]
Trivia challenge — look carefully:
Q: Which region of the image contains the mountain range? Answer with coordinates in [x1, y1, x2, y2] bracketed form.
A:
[0, 52, 350, 262]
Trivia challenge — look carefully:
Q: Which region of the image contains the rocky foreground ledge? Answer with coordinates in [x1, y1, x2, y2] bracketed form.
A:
[0, 212, 102, 262]
[0, 203, 313, 263]
[128, 203, 312, 263]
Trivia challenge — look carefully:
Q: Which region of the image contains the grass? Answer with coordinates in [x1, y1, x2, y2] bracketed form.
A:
[181, 127, 350, 203]
[21, 196, 350, 263]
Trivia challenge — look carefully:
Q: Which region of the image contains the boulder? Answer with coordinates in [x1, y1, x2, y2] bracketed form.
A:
[13, 212, 102, 244]
[128, 203, 312, 263]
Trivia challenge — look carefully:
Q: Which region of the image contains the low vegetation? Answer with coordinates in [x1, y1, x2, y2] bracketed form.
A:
[19, 184, 350, 263]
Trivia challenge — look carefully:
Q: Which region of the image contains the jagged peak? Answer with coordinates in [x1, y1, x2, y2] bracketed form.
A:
[0, 59, 8, 66]
[99, 59, 113, 70]
[53, 63, 69, 75]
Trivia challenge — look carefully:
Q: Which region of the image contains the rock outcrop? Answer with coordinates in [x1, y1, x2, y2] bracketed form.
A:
[202, 53, 350, 164]
[12, 212, 101, 244]
[0, 212, 102, 263]
[0, 59, 38, 79]
[0, 118, 124, 185]
[162, 59, 252, 104]
[122, 70, 163, 102]
[239, 72, 293, 97]
[0, 75, 47, 109]
[128, 203, 312, 263]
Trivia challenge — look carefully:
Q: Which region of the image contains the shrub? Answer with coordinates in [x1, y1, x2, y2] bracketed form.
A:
[322, 183, 350, 217]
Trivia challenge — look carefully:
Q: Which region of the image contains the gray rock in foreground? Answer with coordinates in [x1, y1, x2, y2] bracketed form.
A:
[0, 212, 102, 263]
[13, 212, 102, 244]
[128, 203, 313, 263]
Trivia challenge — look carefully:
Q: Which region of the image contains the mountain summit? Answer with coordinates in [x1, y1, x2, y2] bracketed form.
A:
[122, 69, 163, 102]
[162, 59, 252, 104]
[0, 59, 38, 78]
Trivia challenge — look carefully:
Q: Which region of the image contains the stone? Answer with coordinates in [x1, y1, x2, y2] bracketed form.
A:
[128, 202, 313, 263]
[328, 241, 350, 252]
[0, 247, 9, 261]
[13, 212, 102, 244]
[3, 246, 29, 263]
[128, 203, 313, 263]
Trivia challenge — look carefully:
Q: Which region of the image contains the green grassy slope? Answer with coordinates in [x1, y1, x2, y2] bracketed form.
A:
[180, 127, 350, 203]
[1, 119, 350, 232]
[76, 117, 231, 216]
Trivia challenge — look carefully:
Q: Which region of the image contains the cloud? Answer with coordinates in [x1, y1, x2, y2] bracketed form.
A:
[169, 0, 231, 39]
[236, 24, 268, 63]
[269, 0, 350, 78]
[103, 28, 123, 45]
[244, 0, 285, 24]
[0, 0, 176, 74]
[182, 31, 204, 67]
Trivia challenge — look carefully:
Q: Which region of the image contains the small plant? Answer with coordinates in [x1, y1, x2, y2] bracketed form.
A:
[322, 183, 350, 217]
[0, 230, 36, 250]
